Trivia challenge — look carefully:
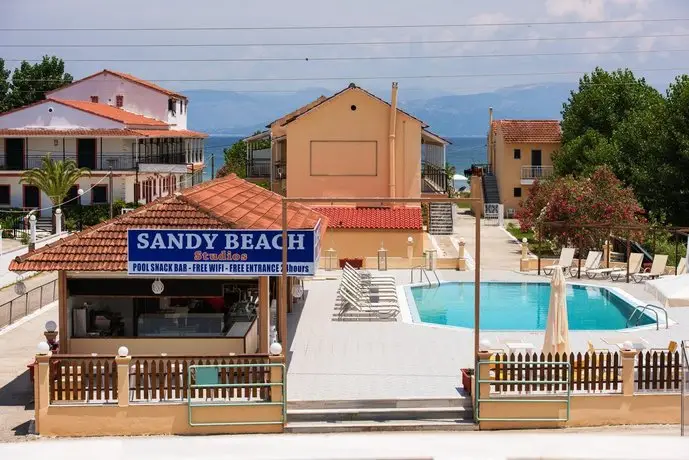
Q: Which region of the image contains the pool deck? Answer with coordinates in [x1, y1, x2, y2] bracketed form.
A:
[286, 268, 689, 402]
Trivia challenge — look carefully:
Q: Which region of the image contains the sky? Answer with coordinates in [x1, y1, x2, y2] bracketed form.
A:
[1, 0, 689, 97]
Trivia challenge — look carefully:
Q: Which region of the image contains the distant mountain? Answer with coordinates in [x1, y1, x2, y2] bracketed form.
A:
[186, 83, 574, 137]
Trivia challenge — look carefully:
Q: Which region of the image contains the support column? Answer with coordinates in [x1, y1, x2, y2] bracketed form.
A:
[258, 276, 270, 353]
[621, 348, 637, 396]
[115, 355, 131, 407]
[34, 353, 51, 435]
[57, 271, 68, 353]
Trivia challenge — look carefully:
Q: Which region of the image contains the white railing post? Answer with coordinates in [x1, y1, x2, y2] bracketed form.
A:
[55, 209, 62, 235]
[29, 215, 37, 251]
[498, 204, 505, 227]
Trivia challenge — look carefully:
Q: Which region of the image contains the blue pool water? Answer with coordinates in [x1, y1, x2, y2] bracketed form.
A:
[408, 282, 654, 331]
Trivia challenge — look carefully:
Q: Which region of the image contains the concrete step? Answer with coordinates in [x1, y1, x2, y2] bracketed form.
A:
[288, 397, 471, 410]
[288, 406, 472, 423]
[285, 419, 476, 433]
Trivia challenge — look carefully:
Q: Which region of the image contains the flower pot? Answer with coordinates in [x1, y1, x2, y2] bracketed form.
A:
[461, 368, 474, 397]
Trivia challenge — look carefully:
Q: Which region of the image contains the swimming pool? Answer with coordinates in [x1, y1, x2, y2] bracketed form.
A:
[406, 282, 655, 331]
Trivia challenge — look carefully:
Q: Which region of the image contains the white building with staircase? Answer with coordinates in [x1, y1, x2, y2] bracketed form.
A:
[0, 69, 206, 218]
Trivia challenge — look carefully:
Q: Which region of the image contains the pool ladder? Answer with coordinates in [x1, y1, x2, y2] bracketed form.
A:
[626, 304, 668, 330]
[411, 265, 440, 287]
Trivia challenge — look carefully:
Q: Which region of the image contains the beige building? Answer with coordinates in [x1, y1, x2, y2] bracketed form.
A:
[244, 83, 452, 260]
[479, 112, 561, 216]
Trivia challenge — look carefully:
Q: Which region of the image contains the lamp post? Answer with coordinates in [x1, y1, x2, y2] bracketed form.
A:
[77, 188, 84, 231]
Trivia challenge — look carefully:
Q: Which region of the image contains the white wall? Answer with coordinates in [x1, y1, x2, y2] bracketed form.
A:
[0, 100, 123, 129]
[49, 73, 186, 128]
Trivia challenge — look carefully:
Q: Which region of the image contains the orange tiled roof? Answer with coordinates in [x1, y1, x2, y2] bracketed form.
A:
[132, 129, 208, 138]
[10, 174, 326, 272]
[268, 96, 329, 127]
[492, 120, 561, 144]
[0, 128, 140, 137]
[50, 99, 168, 127]
[312, 207, 422, 230]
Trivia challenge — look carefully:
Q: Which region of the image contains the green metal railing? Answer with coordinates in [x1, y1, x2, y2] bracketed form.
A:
[474, 359, 571, 422]
[187, 363, 286, 427]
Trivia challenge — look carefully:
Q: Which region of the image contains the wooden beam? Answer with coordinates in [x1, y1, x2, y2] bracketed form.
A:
[58, 271, 68, 353]
[258, 276, 270, 353]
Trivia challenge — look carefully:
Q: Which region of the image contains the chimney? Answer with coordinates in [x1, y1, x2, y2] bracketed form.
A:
[389, 82, 399, 199]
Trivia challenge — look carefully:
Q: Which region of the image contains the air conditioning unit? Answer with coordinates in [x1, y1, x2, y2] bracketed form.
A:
[506, 208, 515, 218]
[121, 208, 135, 215]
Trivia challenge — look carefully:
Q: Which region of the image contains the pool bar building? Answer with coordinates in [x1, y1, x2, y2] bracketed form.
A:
[10, 174, 326, 436]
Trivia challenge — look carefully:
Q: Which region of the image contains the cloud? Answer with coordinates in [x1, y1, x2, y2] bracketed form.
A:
[545, 0, 606, 20]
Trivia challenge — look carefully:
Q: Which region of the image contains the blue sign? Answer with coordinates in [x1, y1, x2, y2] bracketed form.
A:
[127, 228, 318, 276]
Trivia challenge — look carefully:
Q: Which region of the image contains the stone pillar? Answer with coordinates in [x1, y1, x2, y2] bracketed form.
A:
[407, 236, 414, 268]
[34, 352, 51, 435]
[621, 348, 637, 396]
[29, 215, 37, 252]
[269, 355, 284, 403]
[457, 238, 466, 271]
[55, 208, 62, 235]
[603, 240, 610, 268]
[477, 350, 493, 404]
[115, 355, 131, 407]
[520, 237, 530, 272]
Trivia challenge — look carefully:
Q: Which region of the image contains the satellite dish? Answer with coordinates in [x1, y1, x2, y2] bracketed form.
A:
[14, 281, 26, 296]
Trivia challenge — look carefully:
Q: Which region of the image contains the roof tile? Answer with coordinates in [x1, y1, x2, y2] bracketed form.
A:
[312, 207, 422, 230]
[10, 174, 326, 272]
[493, 120, 561, 144]
[50, 99, 168, 126]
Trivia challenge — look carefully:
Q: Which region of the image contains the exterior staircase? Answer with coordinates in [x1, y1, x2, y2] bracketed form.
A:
[285, 397, 475, 433]
[428, 202, 453, 235]
[482, 174, 501, 204]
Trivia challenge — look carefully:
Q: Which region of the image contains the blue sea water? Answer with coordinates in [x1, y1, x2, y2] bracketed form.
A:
[202, 135, 486, 181]
[408, 282, 654, 331]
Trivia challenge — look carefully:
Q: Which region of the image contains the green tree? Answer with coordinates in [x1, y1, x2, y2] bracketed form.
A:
[20, 156, 91, 211]
[661, 75, 689, 224]
[0, 58, 10, 112]
[7, 56, 73, 109]
[217, 132, 270, 179]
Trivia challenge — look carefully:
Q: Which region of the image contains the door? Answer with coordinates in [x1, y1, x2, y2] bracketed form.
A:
[23, 185, 39, 209]
[77, 138, 97, 169]
[5, 138, 24, 170]
[531, 149, 542, 178]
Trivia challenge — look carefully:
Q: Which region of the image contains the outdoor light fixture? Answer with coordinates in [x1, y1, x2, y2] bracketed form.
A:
[45, 320, 57, 332]
[269, 342, 283, 356]
[325, 247, 337, 271]
[117, 346, 129, 357]
[623, 341, 634, 351]
[479, 339, 492, 351]
[151, 278, 164, 295]
[291, 283, 304, 299]
[407, 236, 414, 245]
[377, 243, 388, 271]
[37, 341, 50, 355]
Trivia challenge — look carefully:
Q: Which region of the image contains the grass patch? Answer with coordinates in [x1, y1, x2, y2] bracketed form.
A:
[506, 223, 556, 257]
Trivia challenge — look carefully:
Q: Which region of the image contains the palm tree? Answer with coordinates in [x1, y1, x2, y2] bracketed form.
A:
[20, 155, 90, 229]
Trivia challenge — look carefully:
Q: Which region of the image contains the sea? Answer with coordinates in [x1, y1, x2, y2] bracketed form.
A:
[202, 135, 487, 184]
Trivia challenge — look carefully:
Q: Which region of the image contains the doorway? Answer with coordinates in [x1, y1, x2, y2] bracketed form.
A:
[531, 149, 542, 167]
[77, 138, 97, 169]
[4, 138, 24, 170]
[23, 185, 40, 209]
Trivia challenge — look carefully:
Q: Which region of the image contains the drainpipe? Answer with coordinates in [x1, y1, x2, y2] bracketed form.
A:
[389, 82, 398, 199]
[488, 107, 493, 171]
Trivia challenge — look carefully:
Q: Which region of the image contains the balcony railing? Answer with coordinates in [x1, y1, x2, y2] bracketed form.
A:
[521, 165, 554, 181]
[247, 158, 271, 178]
[421, 161, 448, 193]
[1, 151, 199, 172]
[464, 163, 493, 177]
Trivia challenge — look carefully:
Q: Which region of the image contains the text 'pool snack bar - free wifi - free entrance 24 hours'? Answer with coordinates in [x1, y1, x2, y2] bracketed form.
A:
[127, 228, 319, 276]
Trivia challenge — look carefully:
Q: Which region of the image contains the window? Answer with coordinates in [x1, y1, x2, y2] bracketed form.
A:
[513, 187, 522, 198]
[168, 98, 176, 115]
[513, 148, 521, 159]
[92, 185, 108, 204]
[90, 96, 99, 103]
[0, 185, 10, 205]
[115, 95, 123, 108]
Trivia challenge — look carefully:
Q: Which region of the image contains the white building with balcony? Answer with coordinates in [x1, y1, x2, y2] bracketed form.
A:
[0, 70, 206, 217]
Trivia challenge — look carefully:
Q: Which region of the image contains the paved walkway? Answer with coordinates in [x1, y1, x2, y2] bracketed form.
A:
[2, 429, 687, 459]
[453, 209, 523, 270]
[0, 297, 57, 442]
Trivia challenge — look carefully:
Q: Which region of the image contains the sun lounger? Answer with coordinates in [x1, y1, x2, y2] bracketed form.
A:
[632, 254, 668, 283]
[569, 251, 602, 277]
[337, 284, 399, 319]
[341, 270, 397, 293]
[610, 253, 644, 281]
[676, 257, 687, 275]
[344, 264, 396, 286]
[542, 248, 575, 276]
